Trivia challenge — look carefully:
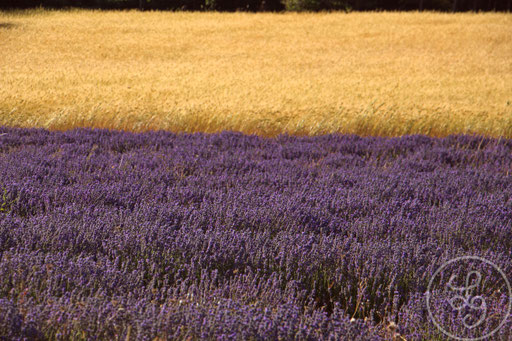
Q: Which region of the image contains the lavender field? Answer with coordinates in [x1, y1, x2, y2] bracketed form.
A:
[0, 127, 511, 340]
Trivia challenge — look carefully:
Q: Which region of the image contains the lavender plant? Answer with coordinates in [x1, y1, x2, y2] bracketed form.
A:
[0, 128, 510, 340]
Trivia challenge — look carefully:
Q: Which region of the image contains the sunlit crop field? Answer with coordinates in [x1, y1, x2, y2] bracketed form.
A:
[0, 10, 511, 137]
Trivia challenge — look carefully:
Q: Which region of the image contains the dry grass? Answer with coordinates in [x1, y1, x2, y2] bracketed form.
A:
[0, 10, 511, 137]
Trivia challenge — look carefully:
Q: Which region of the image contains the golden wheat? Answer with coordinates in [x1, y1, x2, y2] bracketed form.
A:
[0, 10, 511, 137]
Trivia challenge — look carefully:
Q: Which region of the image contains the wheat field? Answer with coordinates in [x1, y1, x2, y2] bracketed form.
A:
[0, 10, 511, 137]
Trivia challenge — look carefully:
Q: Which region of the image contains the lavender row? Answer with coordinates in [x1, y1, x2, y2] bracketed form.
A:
[0, 127, 511, 340]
